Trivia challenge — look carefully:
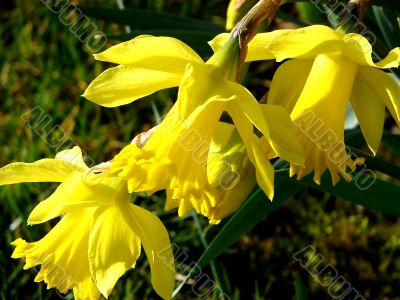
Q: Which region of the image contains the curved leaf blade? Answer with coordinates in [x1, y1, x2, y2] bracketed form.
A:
[173, 176, 304, 297]
[79, 6, 224, 32]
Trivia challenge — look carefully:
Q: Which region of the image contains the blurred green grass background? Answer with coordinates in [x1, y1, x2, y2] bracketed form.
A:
[1, 1, 400, 299]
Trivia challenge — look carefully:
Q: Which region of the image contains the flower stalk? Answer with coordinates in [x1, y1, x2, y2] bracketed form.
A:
[230, 0, 282, 79]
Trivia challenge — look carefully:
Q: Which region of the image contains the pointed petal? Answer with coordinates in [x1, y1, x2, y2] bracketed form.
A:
[264, 25, 342, 62]
[28, 173, 129, 224]
[260, 104, 304, 165]
[268, 59, 313, 113]
[210, 26, 342, 62]
[83, 65, 183, 107]
[251, 136, 275, 199]
[0, 147, 87, 186]
[88, 206, 141, 298]
[122, 204, 175, 300]
[350, 72, 386, 154]
[0, 159, 84, 186]
[227, 103, 274, 199]
[87, 36, 203, 107]
[343, 34, 400, 68]
[55, 146, 89, 170]
[358, 67, 400, 126]
[227, 81, 271, 140]
[94, 35, 203, 65]
[375, 48, 400, 68]
[208, 33, 230, 53]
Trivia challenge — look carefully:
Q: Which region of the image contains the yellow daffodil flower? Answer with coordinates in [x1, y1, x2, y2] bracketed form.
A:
[212, 25, 400, 184]
[0, 147, 175, 300]
[84, 35, 304, 217]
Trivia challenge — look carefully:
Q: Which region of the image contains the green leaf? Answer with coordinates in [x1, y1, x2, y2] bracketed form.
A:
[283, 172, 400, 217]
[172, 176, 304, 297]
[79, 6, 224, 32]
[294, 272, 309, 300]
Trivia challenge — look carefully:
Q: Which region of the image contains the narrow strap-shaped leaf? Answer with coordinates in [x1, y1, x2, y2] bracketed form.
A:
[349, 147, 400, 181]
[282, 172, 400, 217]
[293, 272, 309, 300]
[79, 6, 224, 32]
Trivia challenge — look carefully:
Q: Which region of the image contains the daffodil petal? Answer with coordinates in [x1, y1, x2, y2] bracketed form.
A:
[227, 103, 274, 199]
[260, 104, 304, 165]
[85, 36, 204, 107]
[210, 29, 335, 62]
[211, 26, 342, 62]
[358, 67, 400, 126]
[350, 72, 386, 154]
[376, 48, 400, 68]
[262, 25, 342, 62]
[122, 204, 175, 300]
[251, 136, 275, 199]
[88, 206, 141, 298]
[0, 159, 84, 186]
[268, 59, 313, 113]
[343, 34, 400, 68]
[94, 35, 203, 65]
[227, 81, 271, 140]
[28, 173, 129, 224]
[83, 65, 182, 107]
[55, 146, 89, 170]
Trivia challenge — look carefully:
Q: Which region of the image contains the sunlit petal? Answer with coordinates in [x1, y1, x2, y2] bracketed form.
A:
[89, 206, 141, 298]
[123, 204, 175, 300]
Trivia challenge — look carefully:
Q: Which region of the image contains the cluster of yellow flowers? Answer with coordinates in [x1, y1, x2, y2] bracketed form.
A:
[1, 24, 399, 299]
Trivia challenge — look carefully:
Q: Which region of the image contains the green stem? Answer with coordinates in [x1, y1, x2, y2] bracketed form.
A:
[191, 211, 223, 295]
